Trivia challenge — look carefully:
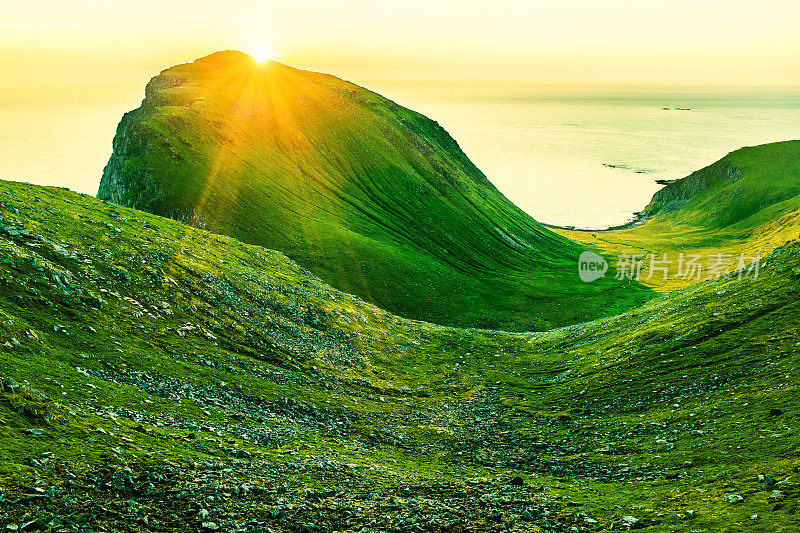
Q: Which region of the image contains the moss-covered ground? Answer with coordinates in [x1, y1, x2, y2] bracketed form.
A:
[1, 178, 799, 531]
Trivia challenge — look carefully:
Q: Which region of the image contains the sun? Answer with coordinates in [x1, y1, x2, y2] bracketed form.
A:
[247, 43, 277, 63]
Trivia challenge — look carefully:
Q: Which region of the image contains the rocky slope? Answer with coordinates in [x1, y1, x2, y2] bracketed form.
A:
[2, 179, 799, 531]
[98, 51, 651, 331]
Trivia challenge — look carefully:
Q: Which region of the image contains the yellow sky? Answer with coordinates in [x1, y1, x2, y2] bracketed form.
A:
[1, 0, 799, 86]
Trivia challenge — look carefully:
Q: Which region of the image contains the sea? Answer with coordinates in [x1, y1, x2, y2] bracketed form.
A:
[1, 80, 799, 229]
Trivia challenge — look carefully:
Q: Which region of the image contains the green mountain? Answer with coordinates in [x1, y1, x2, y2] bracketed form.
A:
[2, 178, 799, 531]
[640, 140, 800, 229]
[98, 51, 651, 330]
[558, 140, 800, 292]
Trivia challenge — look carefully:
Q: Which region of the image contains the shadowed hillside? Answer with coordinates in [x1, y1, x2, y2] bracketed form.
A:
[98, 51, 652, 331]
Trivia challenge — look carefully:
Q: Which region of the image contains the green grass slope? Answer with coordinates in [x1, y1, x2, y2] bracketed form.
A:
[97, 50, 652, 331]
[641, 141, 800, 229]
[558, 140, 800, 292]
[2, 179, 800, 531]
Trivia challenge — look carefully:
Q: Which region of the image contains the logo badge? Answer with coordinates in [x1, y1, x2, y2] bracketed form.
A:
[578, 251, 608, 282]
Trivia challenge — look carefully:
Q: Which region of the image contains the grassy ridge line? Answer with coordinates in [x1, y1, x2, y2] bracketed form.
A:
[1, 178, 800, 530]
[98, 51, 653, 331]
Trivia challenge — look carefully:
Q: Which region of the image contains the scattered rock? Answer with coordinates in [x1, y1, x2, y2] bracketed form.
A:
[759, 473, 777, 486]
[2, 378, 20, 393]
[723, 493, 743, 504]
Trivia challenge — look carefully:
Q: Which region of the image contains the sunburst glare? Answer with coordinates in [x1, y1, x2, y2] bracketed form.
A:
[246, 41, 277, 63]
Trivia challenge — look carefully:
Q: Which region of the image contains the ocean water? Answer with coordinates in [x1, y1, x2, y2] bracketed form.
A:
[367, 81, 800, 228]
[0, 82, 144, 199]
[1, 81, 799, 228]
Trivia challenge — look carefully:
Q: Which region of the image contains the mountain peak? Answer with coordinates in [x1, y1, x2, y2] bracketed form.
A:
[191, 49, 288, 70]
[195, 49, 256, 63]
[194, 49, 254, 62]
[99, 54, 652, 330]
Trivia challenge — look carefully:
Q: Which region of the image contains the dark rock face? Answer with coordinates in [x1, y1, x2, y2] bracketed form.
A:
[100, 110, 154, 207]
[642, 160, 742, 218]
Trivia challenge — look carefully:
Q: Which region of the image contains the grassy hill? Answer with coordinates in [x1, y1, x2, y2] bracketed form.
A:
[98, 50, 652, 331]
[2, 178, 799, 531]
[557, 140, 800, 292]
[640, 141, 800, 229]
